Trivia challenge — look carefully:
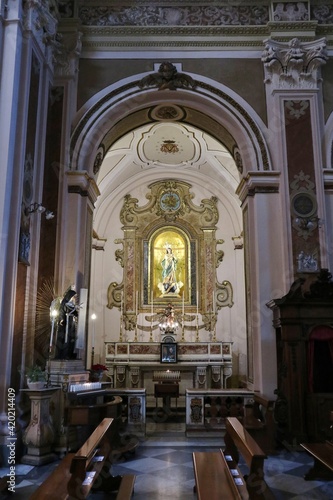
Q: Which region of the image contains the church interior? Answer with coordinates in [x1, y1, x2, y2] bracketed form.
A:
[0, 1, 333, 498]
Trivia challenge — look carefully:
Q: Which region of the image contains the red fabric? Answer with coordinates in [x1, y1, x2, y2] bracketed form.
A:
[308, 325, 333, 392]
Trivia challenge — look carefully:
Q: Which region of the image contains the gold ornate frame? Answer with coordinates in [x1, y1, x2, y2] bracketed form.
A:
[107, 179, 233, 332]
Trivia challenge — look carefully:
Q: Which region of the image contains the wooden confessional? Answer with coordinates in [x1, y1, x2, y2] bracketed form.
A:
[267, 269, 333, 445]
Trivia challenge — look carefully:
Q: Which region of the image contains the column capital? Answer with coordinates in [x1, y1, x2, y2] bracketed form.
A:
[262, 37, 328, 91]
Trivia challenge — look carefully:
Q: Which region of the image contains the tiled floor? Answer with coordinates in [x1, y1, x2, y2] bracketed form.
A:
[1, 421, 333, 499]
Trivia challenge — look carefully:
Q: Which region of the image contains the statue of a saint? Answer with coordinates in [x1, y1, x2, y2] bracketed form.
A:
[158, 245, 183, 296]
[55, 287, 79, 359]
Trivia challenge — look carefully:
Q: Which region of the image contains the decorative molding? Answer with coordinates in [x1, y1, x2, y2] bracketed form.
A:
[290, 170, 318, 241]
[262, 37, 328, 90]
[53, 29, 83, 78]
[78, 4, 269, 27]
[23, 0, 60, 71]
[138, 62, 196, 91]
[66, 171, 100, 204]
[236, 172, 280, 203]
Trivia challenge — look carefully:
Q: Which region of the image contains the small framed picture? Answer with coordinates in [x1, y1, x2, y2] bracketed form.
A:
[160, 343, 177, 363]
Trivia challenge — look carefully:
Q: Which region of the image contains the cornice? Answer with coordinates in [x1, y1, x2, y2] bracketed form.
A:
[77, 23, 333, 52]
[236, 171, 281, 204]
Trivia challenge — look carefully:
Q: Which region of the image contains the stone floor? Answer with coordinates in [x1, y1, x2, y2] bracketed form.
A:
[1, 421, 333, 499]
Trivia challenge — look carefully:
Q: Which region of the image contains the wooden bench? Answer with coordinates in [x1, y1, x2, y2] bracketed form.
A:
[30, 418, 135, 499]
[242, 394, 276, 455]
[193, 449, 249, 499]
[224, 417, 274, 499]
[301, 440, 333, 480]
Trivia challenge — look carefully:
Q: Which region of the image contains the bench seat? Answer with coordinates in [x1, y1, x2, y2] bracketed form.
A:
[193, 450, 249, 500]
[301, 441, 333, 480]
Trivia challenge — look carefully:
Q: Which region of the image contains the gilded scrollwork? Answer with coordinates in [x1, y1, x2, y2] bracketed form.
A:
[216, 239, 225, 266]
[216, 280, 234, 309]
[114, 239, 124, 267]
[107, 282, 123, 310]
[107, 179, 233, 337]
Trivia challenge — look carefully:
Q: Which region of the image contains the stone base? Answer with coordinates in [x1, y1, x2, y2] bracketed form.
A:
[21, 451, 57, 466]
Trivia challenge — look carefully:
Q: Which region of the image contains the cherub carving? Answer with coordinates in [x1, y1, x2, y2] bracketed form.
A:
[138, 62, 196, 91]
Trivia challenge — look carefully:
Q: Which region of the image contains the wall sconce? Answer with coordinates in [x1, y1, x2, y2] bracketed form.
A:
[24, 202, 54, 220]
[294, 216, 319, 231]
[159, 303, 179, 334]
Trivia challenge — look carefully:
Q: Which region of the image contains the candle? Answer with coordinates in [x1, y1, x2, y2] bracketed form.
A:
[196, 291, 199, 316]
[50, 313, 55, 348]
[213, 291, 215, 314]
[136, 291, 138, 316]
[91, 313, 96, 347]
[151, 290, 153, 316]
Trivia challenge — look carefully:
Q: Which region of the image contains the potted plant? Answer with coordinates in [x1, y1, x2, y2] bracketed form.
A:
[26, 364, 46, 389]
[90, 364, 108, 382]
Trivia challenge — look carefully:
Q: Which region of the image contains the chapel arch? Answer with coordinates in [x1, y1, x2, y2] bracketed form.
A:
[64, 71, 273, 391]
[69, 72, 272, 180]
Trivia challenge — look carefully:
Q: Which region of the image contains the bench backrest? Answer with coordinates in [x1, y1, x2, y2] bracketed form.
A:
[68, 417, 114, 496]
[225, 417, 266, 473]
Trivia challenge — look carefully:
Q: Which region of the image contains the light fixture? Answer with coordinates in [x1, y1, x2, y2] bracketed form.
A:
[294, 216, 318, 231]
[159, 303, 179, 334]
[24, 202, 54, 219]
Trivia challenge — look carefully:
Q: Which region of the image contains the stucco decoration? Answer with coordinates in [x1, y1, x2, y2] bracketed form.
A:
[138, 62, 196, 91]
[78, 4, 269, 26]
[138, 122, 201, 168]
[107, 180, 233, 333]
[262, 37, 328, 90]
[272, 2, 309, 22]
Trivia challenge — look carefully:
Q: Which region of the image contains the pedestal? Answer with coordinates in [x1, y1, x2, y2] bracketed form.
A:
[21, 387, 60, 465]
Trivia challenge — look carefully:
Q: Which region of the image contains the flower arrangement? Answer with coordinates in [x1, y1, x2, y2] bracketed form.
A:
[89, 364, 108, 382]
[90, 364, 108, 372]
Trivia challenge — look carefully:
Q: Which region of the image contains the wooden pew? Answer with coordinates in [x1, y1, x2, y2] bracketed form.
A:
[242, 394, 276, 455]
[224, 417, 274, 499]
[301, 441, 333, 480]
[30, 418, 135, 499]
[193, 449, 249, 499]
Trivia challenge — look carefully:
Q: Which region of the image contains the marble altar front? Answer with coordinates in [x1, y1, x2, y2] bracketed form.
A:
[105, 342, 233, 403]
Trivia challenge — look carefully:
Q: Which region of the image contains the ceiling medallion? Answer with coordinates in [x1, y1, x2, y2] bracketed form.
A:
[150, 104, 185, 121]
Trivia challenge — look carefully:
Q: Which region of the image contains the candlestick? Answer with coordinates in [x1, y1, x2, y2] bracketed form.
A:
[119, 292, 123, 342]
[196, 290, 199, 316]
[150, 291, 153, 342]
[65, 313, 69, 343]
[134, 291, 138, 342]
[181, 293, 185, 342]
